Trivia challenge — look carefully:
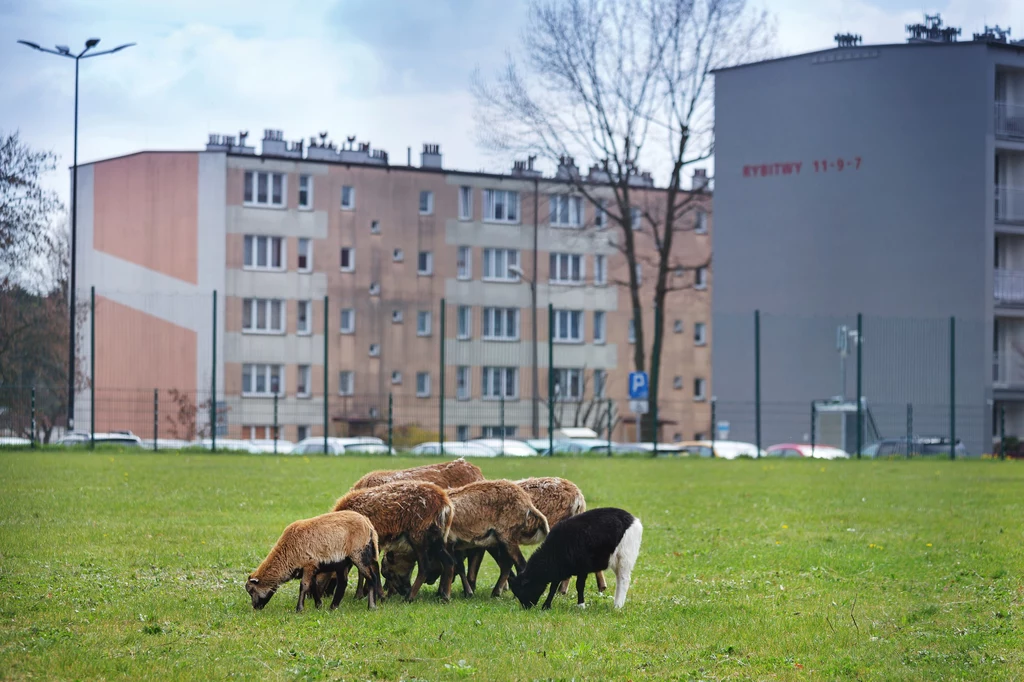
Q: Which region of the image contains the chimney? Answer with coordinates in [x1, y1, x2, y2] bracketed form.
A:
[511, 157, 541, 178]
[420, 143, 442, 169]
[555, 155, 579, 180]
[407, 146, 412, 166]
[692, 168, 709, 191]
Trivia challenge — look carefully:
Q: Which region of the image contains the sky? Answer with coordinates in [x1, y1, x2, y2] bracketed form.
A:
[1, 0, 1021, 203]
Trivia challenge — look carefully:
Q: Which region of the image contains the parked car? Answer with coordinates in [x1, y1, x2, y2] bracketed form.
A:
[408, 441, 499, 457]
[0, 437, 32, 447]
[199, 438, 262, 453]
[60, 431, 143, 447]
[290, 436, 391, 456]
[248, 439, 295, 454]
[467, 438, 538, 457]
[633, 442, 687, 455]
[678, 440, 764, 459]
[765, 443, 850, 459]
[864, 437, 967, 459]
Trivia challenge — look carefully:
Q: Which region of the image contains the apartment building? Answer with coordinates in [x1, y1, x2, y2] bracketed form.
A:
[74, 130, 711, 442]
[712, 19, 1024, 454]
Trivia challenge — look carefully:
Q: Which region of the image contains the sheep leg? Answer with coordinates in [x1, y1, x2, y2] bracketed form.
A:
[309, 568, 324, 609]
[489, 544, 516, 598]
[354, 562, 378, 610]
[557, 578, 571, 595]
[296, 563, 317, 613]
[329, 560, 352, 609]
[407, 541, 437, 601]
[465, 548, 486, 591]
[575, 573, 587, 607]
[541, 580, 559, 610]
[451, 549, 474, 598]
[595, 570, 608, 592]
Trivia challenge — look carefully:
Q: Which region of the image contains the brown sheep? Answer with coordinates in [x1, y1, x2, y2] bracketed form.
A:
[468, 477, 607, 595]
[328, 481, 455, 601]
[387, 480, 549, 600]
[350, 457, 484, 491]
[245, 510, 381, 612]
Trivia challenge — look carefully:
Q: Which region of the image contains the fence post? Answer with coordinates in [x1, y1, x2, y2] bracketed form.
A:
[273, 393, 279, 455]
[153, 389, 158, 452]
[439, 298, 446, 452]
[548, 303, 554, 458]
[607, 398, 613, 457]
[855, 312, 863, 460]
[211, 290, 218, 453]
[90, 285, 95, 449]
[711, 396, 718, 458]
[387, 393, 393, 454]
[1000, 404, 1006, 460]
[323, 294, 329, 453]
[810, 400, 816, 456]
[949, 316, 956, 460]
[754, 309, 761, 456]
[30, 387, 36, 449]
[906, 403, 913, 458]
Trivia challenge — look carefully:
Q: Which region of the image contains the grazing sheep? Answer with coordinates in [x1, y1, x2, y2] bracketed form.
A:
[350, 457, 484, 491]
[508, 507, 642, 610]
[466, 477, 607, 596]
[245, 510, 381, 612]
[328, 481, 454, 601]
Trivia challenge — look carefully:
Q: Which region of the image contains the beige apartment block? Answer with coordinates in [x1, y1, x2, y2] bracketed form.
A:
[75, 130, 711, 443]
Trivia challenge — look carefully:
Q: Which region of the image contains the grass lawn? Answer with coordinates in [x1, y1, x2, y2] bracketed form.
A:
[0, 452, 1022, 681]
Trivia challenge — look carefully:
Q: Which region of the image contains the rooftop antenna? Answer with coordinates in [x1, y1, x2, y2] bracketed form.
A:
[834, 33, 862, 48]
[346, 135, 356, 150]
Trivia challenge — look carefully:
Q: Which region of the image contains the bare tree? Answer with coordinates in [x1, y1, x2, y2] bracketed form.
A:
[474, 0, 772, 436]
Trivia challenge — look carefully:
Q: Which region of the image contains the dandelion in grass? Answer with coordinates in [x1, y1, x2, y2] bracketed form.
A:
[926, 543, 932, 547]
[782, 525, 788, 529]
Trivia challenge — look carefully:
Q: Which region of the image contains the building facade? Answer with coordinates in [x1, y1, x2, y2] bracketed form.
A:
[712, 25, 1024, 455]
[74, 131, 711, 443]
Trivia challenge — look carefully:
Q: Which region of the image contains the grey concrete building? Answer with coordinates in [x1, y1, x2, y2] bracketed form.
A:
[712, 23, 1024, 455]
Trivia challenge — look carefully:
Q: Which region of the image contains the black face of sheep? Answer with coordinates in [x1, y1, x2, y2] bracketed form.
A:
[245, 578, 277, 610]
[380, 552, 413, 598]
[508, 573, 546, 609]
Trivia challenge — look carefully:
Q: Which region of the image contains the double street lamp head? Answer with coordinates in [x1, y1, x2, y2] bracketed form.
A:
[18, 38, 135, 59]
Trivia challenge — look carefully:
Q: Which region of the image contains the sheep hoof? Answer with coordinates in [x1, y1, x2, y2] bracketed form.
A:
[576, 602, 586, 609]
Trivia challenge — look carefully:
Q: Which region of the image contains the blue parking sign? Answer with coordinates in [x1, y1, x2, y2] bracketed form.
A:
[628, 372, 649, 400]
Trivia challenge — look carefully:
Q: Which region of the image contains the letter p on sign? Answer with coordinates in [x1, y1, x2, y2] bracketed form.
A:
[628, 372, 649, 400]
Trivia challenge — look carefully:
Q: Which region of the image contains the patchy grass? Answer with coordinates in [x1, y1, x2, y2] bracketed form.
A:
[0, 453, 1022, 680]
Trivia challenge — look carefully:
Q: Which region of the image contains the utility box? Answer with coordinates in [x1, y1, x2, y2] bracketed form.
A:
[814, 398, 878, 454]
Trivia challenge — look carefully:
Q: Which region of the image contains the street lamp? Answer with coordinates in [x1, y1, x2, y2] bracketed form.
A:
[18, 37, 135, 431]
[509, 264, 539, 438]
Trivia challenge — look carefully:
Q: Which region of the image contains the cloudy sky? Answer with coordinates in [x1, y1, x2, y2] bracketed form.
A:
[1, 0, 1020, 201]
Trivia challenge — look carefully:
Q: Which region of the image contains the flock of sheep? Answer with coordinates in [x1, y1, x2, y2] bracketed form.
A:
[246, 458, 643, 612]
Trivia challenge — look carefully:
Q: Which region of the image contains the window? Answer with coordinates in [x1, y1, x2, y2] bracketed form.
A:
[674, 320, 683, 334]
[243, 236, 285, 271]
[630, 206, 642, 230]
[391, 370, 402, 385]
[297, 425, 310, 442]
[340, 308, 355, 334]
[594, 369, 607, 399]
[246, 425, 273, 440]
[369, 343, 380, 357]
[392, 309, 404, 324]
[483, 307, 519, 340]
[694, 322, 707, 346]
[482, 248, 519, 281]
[459, 186, 472, 220]
[457, 246, 471, 280]
[242, 364, 284, 396]
[297, 300, 312, 335]
[298, 175, 312, 209]
[483, 189, 519, 223]
[456, 425, 470, 441]
[417, 251, 433, 275]
[482, 425, 517, 438]
[416, 372, 431, 397]
[419, 190, 434, 215]
[338, 371, 354, 395]
[595, 199, 608, 228]
[244, 171, 286, 208]
[550, 253, 584, 284]
[297, 238, 312, 272]
[340, 247, 355, 272]
[628, 319, 636, 344]
[341, 185, 355, 209]
[242, 299, 284, 334]
[694, 377, 707, 401]
[369, 282, 380, 296]
[553, 309, 583, 343]
[692, 432, 704, 442]
[594, 254, 607, 285]
[393, 248, 404, 262]
[593, 311, 606, 344]
[417, 311, 432, 336]
[456, 366, 470, 400]
[673, 376, 683, 390]
[457, 306, 471, 340]
[482, 367, 518, 399]
[370, 220, 381, 234]
[550, 195, 583, 227]
[553, 368, 582, 401]
[297, 365, 311, 398]
[695, 209, 708, 234]
[695, 267, 708, 290]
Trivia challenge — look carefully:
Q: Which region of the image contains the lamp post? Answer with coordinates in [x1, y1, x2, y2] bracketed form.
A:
[509, 264, 538, 438]
[17, 38, 135, 431]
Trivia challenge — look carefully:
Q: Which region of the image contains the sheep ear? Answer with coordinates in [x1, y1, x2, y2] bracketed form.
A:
[249, 578, 259, 584]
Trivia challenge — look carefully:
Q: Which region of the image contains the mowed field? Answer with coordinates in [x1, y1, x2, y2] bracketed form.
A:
[0, 453, 1022, 681]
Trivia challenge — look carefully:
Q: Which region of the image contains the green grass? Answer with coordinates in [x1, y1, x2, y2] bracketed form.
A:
[0, 453, 1022, 681]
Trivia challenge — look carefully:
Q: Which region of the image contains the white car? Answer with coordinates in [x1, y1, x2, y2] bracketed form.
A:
[765, 443, 850, 460]
[291, 436, 392, 455]
[0, 437, 32, 447]
[248, 439, 295, 454]
[409, 441, 499, 457]
[680, 440, 764, 459]
[200, 438, 263, 453]
[468, 438, 538, 457]
[60, 431, 143, 447]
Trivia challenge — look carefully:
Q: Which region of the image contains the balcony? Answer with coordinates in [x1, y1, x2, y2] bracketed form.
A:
[994, 351, 1024, 388]
[995, 186, 1024, 223]
[996, 102, 1024, 140]
[995, 269, 1024, 305]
